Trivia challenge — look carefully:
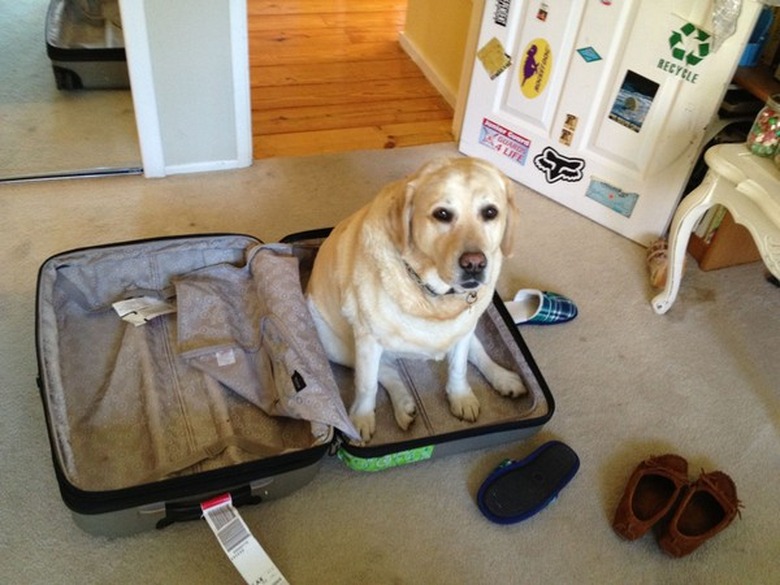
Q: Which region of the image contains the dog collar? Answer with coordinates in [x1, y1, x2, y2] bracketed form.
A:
[403, 261, 478, 304]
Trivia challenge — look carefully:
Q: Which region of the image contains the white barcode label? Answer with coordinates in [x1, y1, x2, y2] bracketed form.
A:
[201, 494, 289, 585]
[218, 517, 250, 552]
[208, 502, 237, 532]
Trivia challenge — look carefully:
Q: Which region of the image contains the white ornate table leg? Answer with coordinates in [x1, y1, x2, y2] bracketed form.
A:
[652, 172, 720, 314]
[762, 235, 780, 281]
[652, 142, 780, 313]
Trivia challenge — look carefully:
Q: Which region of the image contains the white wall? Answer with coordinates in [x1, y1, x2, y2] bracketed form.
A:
[120, 0, 251, 177]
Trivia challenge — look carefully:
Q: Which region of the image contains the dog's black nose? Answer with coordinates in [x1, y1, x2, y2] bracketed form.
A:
[459, 251, 487, 275]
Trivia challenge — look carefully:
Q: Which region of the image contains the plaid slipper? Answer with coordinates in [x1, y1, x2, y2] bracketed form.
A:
[505, 289, 578, 325]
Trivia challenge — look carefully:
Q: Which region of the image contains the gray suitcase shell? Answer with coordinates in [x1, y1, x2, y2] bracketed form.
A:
[36, 233, 553, 537]
[46, 0, 129, 90]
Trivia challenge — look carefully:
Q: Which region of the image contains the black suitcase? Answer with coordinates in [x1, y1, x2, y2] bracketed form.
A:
[36, 232, 553, 536]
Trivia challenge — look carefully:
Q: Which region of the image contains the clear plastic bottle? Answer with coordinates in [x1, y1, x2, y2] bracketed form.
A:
[747, 93, 780, 157]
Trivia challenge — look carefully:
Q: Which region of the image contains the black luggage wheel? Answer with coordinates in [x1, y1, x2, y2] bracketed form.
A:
[53, 66, 83, 90]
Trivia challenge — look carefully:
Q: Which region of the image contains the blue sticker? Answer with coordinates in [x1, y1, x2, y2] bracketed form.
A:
[533, 147, 585, 183]
[586, 178, 639, 217]
[577, 46, 602, 63]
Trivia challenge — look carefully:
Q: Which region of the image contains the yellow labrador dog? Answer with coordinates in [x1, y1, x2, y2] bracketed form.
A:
[306, 157, 526, 442]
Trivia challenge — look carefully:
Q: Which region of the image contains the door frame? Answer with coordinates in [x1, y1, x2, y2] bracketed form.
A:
[119, 0, 252, 178]
[453, 0, 485, 140]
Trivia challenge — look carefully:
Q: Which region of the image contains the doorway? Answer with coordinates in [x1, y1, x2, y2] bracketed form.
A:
[248, 0, 453, 158]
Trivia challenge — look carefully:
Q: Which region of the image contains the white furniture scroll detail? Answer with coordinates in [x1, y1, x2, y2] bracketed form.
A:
[652, 143, 780, 315]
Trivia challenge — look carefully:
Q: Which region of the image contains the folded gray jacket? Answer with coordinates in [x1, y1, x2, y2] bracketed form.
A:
[175, 244, 359, 443]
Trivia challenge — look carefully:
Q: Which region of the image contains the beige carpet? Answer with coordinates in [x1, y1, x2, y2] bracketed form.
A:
[0, 1, 140, 180]
[1, 143, 778, 584]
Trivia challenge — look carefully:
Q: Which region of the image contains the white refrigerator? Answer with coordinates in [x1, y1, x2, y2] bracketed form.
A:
[459, 0, 763, 244]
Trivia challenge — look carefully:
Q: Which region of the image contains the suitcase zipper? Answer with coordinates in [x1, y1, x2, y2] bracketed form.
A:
[328, 434, 344, 456]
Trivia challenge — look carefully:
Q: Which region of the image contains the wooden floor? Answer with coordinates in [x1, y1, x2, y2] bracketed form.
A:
[248, 0, 454, 159]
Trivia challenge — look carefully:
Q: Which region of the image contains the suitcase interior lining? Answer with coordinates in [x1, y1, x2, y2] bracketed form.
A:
[39, 236, 325, 493]
[325, 304, 546, 447]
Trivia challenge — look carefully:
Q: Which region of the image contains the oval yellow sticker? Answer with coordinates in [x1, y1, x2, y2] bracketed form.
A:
[519, 38, 553, 99]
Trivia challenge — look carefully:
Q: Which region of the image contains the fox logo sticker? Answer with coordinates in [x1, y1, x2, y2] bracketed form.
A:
[533, 147, 585, 183]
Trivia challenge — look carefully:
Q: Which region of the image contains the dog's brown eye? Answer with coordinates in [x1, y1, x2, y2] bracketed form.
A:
[432, 208, 454, 223]
[481, 205, 499, 221]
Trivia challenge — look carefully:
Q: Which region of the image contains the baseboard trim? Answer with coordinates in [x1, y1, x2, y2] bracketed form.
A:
[164, 159, 252, 177]
[398, 32, 457, 108]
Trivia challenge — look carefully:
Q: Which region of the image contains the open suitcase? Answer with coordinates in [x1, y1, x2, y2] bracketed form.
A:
[36, 232, 554, 537]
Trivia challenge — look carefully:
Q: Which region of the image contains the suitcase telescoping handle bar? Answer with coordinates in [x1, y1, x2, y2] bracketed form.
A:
[151, 482, 268, 529]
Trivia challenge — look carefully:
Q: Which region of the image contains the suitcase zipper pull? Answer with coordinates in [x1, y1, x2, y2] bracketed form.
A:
[328, 433, 344, 456]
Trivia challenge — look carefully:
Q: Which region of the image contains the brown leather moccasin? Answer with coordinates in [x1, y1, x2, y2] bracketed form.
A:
[612, 454, 689, 541]
[657, 470, 741, 558]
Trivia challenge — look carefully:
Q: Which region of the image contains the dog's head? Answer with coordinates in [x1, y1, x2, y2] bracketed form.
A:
[387, 157, 518, 296]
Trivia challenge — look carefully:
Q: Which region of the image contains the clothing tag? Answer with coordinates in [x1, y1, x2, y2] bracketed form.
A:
[291, 370, 306, 392]
[215, 349, 237, 367]
[201, 494, 289, 585]
[112, 296, 176, 327]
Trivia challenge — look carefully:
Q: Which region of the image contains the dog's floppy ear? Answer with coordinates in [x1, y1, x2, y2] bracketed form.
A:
[386, 182, 415, 252]
[501, 178, 519, 257]
[385, 158, 453, 252]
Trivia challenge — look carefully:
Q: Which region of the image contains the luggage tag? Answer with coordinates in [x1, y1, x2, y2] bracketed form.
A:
[201, 494, 289, 585]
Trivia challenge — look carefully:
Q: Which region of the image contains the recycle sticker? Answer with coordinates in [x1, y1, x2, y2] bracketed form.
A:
[657, 22, 710, 84]
[669, 23, 710, 67]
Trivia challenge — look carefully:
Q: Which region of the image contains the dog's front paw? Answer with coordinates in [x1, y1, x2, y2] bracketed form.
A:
[490, 368, 527, 398]
[392, 397, 417, 431]
[448, 391, 481, 422]
[382, 377, 418, 431]
[350, 410, 376, 444]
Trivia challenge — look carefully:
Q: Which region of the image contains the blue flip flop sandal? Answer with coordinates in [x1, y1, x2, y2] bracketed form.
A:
[477, 440, 580, 524]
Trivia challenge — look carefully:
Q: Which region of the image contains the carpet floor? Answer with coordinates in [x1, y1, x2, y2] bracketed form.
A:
[1, 143, 778, 584]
